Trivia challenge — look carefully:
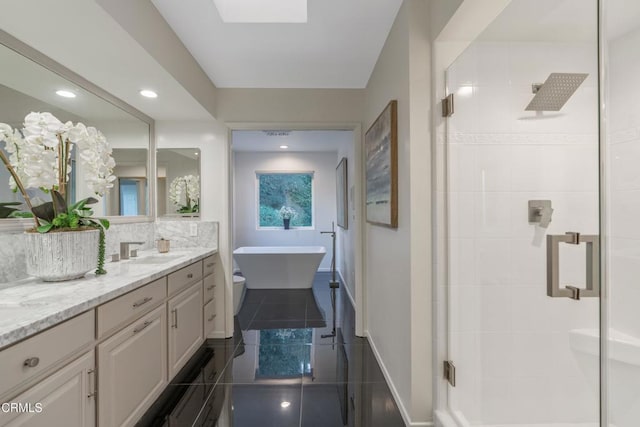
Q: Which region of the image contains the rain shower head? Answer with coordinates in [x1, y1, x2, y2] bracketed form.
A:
[525, 73, 588, 112]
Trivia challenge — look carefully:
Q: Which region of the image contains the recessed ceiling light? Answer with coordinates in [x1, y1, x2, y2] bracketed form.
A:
[213, 0, 307, 23]
[56, 90, 76, 98]
[264, 130, 291, 136]
[140, 89, 158, 98]
[280, 401, 291, 408]
[280, 145, 289, 149]
[194, 152, 199, 155]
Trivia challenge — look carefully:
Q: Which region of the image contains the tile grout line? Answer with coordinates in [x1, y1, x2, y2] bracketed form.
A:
[298, 379, 305, 427]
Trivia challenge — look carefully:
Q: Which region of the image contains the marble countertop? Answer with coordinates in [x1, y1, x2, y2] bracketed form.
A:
[0, 247, 217, 349]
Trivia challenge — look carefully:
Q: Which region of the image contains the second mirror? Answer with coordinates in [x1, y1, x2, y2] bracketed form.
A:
[157, 148, 201, 217]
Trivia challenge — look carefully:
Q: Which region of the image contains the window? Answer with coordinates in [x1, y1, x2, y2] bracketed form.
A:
[257, 172, 313, 228]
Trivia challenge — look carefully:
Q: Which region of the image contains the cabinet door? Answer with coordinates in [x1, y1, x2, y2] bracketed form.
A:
[168, 282, 203, 378]
[98, 305, 167, 427]
[0, 350, 95, 427]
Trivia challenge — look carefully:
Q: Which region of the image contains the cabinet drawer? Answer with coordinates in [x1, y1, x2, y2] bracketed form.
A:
[203, 255, 216, 278]
[0, 310, 94, 398]
[97, 277, 166, 338]
[203, 298, 217, 337]
[168, 261, 203, 296]
[203, 275, 217, 305]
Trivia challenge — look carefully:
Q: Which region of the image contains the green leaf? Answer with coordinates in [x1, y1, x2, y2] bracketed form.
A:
[51, 190, 67, 217]
[69, 197, 99, 213]
[98, 218, 110, 230]
[0, 204, 20, 218]
[8, 211, 33, 218]
[74, 208, 93, 218]
[36, 223, 53, 233]
[51, 213, 67, 227]
[31, 202, 55, 222]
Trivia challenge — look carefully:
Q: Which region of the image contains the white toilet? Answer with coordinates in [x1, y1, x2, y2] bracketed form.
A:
[233, 275, 246, 315]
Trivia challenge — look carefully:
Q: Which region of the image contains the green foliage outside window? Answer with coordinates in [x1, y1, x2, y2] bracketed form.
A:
[258, 173, 312, 227]
[257, 329, 313, 378]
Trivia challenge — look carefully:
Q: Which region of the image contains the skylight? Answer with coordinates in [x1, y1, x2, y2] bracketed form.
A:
[213, 0, 307, 23]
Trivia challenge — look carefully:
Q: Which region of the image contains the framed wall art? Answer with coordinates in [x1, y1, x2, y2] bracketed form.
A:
[365, 100, 398, 228]
[336, 157, 348, 229]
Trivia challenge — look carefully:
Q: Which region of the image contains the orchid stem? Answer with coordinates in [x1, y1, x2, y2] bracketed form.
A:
[0, 150, 39, 228]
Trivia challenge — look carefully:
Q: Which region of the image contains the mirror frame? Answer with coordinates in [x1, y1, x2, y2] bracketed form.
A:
[0, 29, 156, 231]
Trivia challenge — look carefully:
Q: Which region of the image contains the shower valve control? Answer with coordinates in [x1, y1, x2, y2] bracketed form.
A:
[528, 200, 553, 228]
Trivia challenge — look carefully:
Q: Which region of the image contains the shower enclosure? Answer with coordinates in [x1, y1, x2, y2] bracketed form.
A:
[435, 0, 640, 426]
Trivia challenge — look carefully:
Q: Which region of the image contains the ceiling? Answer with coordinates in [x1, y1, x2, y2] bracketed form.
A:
[0, 43, 137, 125]
[0, 0, 212, 121]
[232, 130, 352, 152]
[151, 0, 403, 88]
[478, 0, 640, 42]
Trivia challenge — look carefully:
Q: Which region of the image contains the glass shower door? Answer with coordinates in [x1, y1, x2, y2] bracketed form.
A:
[603, 1, 640, 426]
[444, 0, 601, 425]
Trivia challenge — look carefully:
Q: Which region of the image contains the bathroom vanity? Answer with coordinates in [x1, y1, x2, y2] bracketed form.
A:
[0, 248, 223, 427]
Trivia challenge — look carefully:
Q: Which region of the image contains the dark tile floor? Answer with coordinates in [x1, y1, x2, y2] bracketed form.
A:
[138, 272, 405, 427]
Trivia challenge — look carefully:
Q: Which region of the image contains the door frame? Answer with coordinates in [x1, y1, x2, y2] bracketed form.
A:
[225, 122, 366, 337]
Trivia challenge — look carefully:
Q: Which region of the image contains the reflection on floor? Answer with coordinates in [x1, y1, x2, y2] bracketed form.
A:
[138, 272, 404, 427]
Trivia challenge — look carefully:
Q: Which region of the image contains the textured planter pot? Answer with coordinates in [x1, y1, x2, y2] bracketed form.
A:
[25, 229, 99, 282]
[283, 218, 290, 230]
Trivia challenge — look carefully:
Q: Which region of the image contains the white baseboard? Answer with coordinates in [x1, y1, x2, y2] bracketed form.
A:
[366, 333, 434, 427]
[337, 269, 356, 309]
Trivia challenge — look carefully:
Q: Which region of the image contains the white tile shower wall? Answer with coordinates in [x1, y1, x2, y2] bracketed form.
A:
[609, 27, 640, 340]
[447, 42, 599, 425]
[607, 25, 640, 427]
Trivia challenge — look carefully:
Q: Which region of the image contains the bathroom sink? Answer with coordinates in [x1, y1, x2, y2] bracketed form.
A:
[128, 254, 184, 265]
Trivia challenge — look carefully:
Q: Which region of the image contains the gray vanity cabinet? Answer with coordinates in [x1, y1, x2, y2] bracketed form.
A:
[97, 304, 167, 427]
[168, 282, 204, 379]
[0, 253, 216, 427]
[0, 350, 95, 427]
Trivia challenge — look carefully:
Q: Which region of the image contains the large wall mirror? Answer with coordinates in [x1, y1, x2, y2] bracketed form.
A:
[157, 149, 201, 217]
[0, 32, 153, 223]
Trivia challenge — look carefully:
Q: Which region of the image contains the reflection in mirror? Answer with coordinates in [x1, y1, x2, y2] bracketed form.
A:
[157, 149, 200, 217]
[0, 39, 151, 219]
[104, 147, 149, 216]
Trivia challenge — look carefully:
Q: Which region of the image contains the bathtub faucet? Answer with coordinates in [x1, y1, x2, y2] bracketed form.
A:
[320, 222, 338, 286]
[320, 222, 339, 339]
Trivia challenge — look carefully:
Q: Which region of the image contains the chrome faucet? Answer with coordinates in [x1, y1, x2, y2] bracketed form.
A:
[120, 242, 144, 260]
[320, 222, 339, 339]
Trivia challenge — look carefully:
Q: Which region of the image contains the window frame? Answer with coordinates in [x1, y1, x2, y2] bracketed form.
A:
[255, 170, 315, 230]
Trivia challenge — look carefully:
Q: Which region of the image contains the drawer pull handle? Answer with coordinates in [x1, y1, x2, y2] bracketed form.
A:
[171, 309, 178, 328]
[87, 369, 96, 398]
[206, 284, 216, 291]
[187, 273, 194, 279]
[132, 296, 152, 308]
[208, 314, 217, 322]
[133, 320, 152, 334]
[206, 263, 215, 268]
[23, 357, 39, 368]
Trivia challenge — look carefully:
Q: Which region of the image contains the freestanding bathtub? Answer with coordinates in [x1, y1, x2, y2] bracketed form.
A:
[232, 246, 326, 289]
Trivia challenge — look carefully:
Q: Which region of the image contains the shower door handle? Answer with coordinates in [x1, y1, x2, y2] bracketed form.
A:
[547, 232, 599, 300]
